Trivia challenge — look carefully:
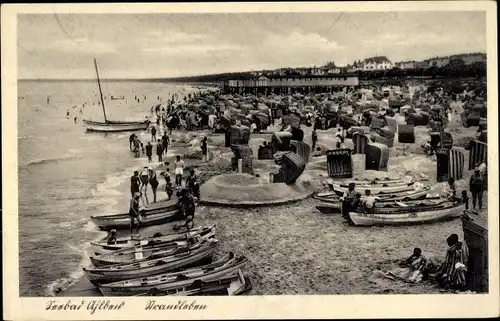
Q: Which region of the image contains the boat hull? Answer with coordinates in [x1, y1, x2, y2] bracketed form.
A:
[83, 119, 149, 132]
[99, 255, 248, 296]
[314, 188, 431, 203]
[90, 232, 215, 266]
[91, 225, 216, 250]
[348, 203, 466, 226]
[84, 242, 217, 285]
[331, 183, 415, 194]
[137, 270, 252, 296]
[91, 208, 183, 231]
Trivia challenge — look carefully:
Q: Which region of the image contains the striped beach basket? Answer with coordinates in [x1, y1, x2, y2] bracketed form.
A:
[468, 140, 487, 170]
[326, 149, 353, 179]
[352, 132, 368, 154]
[290, 140, 311, 163]
[436, 148, 465, 182]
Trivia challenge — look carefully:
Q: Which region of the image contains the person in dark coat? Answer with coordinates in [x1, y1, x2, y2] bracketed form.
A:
[312, 129, 318, 150]
[469, 169, 485, 211]
[156, 139, 163, 162]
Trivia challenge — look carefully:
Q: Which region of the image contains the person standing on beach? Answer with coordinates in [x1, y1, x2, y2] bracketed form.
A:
[129, 192, 143, 234]
[145, 142, 153, 163]
[129, 134, 136, 151]
[161, 132, 170, 156]
[148, 168, 159, 203]
[201, 137, 208, 162]
[161, 168, 174, 199]
[469, 169, 485, 211]
[156, 139, 164, 162]
[174, 155, 185, 188]
[312, 129, 318, 150]
[139, 167, 150, 203]
[130, 171, 140, 197]
[151, 126, 157, 141]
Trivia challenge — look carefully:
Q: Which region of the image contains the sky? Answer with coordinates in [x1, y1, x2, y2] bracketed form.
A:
[17, 12, 486, 79]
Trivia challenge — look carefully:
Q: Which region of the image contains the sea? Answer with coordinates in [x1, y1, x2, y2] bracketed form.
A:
[17, 80, 200, 296]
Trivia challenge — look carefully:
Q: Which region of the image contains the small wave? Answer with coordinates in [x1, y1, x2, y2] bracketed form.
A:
[46, 229, 106, 296]
[22, 155, 81, 167]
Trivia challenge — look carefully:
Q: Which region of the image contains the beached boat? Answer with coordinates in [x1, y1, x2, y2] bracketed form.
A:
[347, 202, 466, 226]
[91, 225, 216, 251]
[91, 207, 182, 231]
[90, 232, 215, 266]
[330, 182, 416, 194]
[99, 253, 248, 296]
[334, 177, 415, 185]
[314, 186, 433, 203]
[83, 239, 218, 285]
[83, 58, 150, 133]
[316, 197, 447, 214]
[83, 119, 149, 132]
[137, 269, 252, 296]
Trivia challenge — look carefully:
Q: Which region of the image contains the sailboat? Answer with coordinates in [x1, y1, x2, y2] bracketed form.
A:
[83, 58, 150, 132]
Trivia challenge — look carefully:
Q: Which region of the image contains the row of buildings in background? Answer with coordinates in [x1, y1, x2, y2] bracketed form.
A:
[255, 52, 486, 77]
[344, 52, 486, 71]
[222, 52, 486, 93]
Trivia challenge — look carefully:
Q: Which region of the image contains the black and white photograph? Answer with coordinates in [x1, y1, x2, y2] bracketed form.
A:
[2, 2, 498, 319]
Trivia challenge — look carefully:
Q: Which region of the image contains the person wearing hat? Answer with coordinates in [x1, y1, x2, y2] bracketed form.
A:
[107, 229, 117, 245]
[129, 192, 143, 234]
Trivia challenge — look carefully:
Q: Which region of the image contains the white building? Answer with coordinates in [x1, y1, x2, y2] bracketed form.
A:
[362, 56, 393, 70]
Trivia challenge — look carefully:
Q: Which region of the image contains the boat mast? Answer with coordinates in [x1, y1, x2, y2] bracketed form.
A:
[94, 57, 108, 123]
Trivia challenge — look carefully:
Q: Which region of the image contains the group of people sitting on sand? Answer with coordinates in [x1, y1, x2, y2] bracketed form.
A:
[392, 233, 469, 291]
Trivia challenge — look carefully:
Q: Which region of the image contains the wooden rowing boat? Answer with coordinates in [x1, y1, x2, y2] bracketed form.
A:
[83, 239, 218, 285]
[100, 253, 248, 296]
[316, 198, 447, 215]
[330, 183, 416, 194]
[83, 119, 150, 132]
[333, 179, 413, 188]
[334, 177, 413, 185]
[90, 232, 215, 266]
[91, 225, 216, 251]
[90, 208, 182, 231]
[100, 252, 236, 295]
[137, 269, 252, 296]
[314, 186, 433, 203]
[347, 202, 466, 226]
